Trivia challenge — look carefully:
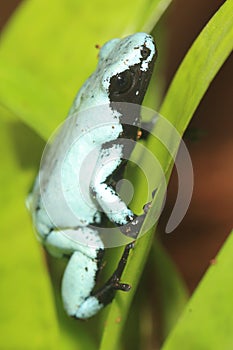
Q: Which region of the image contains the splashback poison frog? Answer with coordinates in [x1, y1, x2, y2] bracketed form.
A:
[27, 32, 157, 319]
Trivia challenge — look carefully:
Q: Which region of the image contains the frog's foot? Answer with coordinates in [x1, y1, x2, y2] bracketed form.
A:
[63, 242, 134, 319]
[120, 190, 156, 239]
[120, 214, 146, 239]
[93, 242, 134, 303]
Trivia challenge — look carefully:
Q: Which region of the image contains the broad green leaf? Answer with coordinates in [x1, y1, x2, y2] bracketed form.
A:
[152, 0, 233, 180]
[0, 111, 97, 349]
[0, 0, 170, 140]
[0, 114, 59, 349]
[162, 231, 233, 350]
[100, 0, 233, 348]
[151, 239, 188, 340]
[0, 1, 172, 349]
[160, 0, 233, 132]
[99, 234, 155, 350]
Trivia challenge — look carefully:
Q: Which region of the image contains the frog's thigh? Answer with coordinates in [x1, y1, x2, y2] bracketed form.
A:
[45, 227, 103, 258]
[62, 250, 103, 319]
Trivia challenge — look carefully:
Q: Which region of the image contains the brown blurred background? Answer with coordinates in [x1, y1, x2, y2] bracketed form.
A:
[1, 0, 232, 294]
[160, 0, 233, 292]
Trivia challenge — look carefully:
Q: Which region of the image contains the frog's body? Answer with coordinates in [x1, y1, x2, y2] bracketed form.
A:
[27, 33, 157, 319]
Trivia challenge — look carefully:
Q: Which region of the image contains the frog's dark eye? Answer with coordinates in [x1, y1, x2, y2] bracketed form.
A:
[141, 46, 151, 60]
[111, 70, 133, 94]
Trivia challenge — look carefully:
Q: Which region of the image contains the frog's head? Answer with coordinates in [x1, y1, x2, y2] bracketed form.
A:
[100, 32, 157, 105]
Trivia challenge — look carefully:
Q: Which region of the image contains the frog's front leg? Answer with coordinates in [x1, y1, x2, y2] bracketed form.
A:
[90, 142, 145, 238]
[62, 248, 103, 319]
[62, 241, 134, 319]
[91, 142, 133, 224]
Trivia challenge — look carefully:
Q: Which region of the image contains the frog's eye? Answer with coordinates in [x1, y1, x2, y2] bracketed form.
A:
[141, 46, 151, 60]
[110, 70, 134, 94]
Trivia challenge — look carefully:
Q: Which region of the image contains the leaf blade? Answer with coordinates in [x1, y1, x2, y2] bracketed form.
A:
[161, 231, 233, 350]
[100, 1, 233, 347]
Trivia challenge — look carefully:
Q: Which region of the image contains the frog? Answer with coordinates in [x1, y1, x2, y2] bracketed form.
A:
[27, 32, 157, 319]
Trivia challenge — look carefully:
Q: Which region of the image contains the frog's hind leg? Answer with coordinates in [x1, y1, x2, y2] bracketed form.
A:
[119, 192, 155, 239]
[91, 242, 134, 307]
[62, 242, 134, 319]
[62, 248, 103, 319]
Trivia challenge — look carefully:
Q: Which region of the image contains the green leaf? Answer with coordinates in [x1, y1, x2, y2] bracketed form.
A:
[0, 0, 170, 140]
[150, 0, 233, 183]
[161, 230, 233, 350]
[99, 234, 156, 350]
[0, 107, 99, 350]
[100, 0, 233, 347]
[160, 0, 233, 133]
[0, 113, 60, 349]
[151, 239, 188, 340]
